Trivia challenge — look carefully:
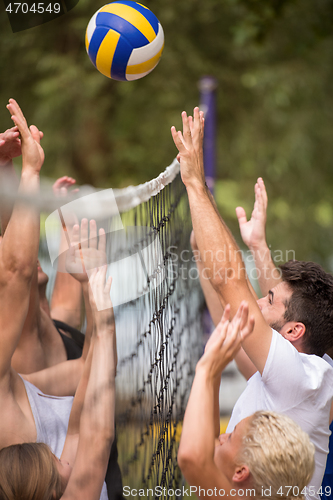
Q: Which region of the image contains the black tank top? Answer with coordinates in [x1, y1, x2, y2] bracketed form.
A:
[53, 319, 84, 359]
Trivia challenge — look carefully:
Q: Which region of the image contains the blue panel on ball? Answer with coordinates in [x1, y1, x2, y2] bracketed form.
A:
[111, 36, 133, 81]
[96, 12, 149, 48]
[88, 26, 110, 67]
[113, 1, 159, 35]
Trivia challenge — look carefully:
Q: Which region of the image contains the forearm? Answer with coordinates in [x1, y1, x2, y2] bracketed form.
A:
[186, 182, 246, 294]
[0, 170, 40, 277]
[196, 258, 225, 430]
[249, 243, 282, 296]
[51, 220, 82, 328]
[234, 347, 257, 380]
[59, 342, 95, 467]
[81, 282, 93, 359]
[24, 356, 85, 396]
[0, 171, 40, 377]
[196, 257, 225, 326]
[80, 327, 116, 440]
[66, 340, 95, 436]
[0, 160, 18, 235]
[51, 273, 82, 329]
[179, 366, 216, 467]
[213, 375, 221, 438]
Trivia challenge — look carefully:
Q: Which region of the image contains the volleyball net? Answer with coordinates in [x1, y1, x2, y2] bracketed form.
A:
[1, 160, 204, 497]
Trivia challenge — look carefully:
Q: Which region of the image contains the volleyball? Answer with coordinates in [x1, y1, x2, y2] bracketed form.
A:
[85, 1, 164, 81]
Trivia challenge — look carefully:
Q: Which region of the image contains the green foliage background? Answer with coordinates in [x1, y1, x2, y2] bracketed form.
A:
[1, 0, 333, 267]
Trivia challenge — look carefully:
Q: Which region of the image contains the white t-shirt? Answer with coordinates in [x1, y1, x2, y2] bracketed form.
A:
[227, 330, 333, 500]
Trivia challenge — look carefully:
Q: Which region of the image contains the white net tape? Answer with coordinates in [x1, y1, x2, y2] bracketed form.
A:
[0, 158, 180, 217]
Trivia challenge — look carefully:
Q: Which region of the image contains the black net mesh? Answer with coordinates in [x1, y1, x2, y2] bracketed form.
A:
[112, 174, 204, 497]
[38, 171, 204, 498]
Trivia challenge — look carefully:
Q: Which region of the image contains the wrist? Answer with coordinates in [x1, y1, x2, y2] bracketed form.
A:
[249, 240, 269, 254]
[185, 178, 208, 196]
[195, 360, 222, 384]
[19, 169, 40, 191]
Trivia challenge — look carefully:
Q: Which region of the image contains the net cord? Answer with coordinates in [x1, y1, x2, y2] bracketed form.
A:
[0, 159, 180, 217]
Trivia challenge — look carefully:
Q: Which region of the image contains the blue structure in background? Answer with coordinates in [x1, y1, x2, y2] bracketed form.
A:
[198, 76, 218, 342]
[199, 76, 218, 194]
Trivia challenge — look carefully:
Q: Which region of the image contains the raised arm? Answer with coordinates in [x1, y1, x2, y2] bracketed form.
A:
[178, 302, 254, 491]
[26, 220, 107, 396]
[64, 219, 107, 360]
[171, 108, 271, 374]
[50, 176, 82, 329]
[60, 265, 116, 500]
[192, 230, 257, 381]
[0, 124, 43, 234]
[0, 99, 43, 382]
[235, 177, 282, 296]
[191, 230, 226, 325]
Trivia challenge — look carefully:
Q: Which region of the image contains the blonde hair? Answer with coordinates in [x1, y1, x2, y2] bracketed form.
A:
[0, 442, 63, 500]
[238, 411, 315, 500]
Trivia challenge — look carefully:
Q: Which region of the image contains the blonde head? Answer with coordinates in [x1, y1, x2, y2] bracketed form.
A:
[237, 411, 315, 500]
[0, 442, 63, 500]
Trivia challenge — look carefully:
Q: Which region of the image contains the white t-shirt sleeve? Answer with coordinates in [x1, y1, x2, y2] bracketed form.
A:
[261, 329, 332, 412]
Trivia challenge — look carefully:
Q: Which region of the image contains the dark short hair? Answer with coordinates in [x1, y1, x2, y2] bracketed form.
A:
[280, 260, 333, 357]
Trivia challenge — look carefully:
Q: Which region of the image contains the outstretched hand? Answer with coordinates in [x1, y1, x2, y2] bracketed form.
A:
[6, 99, 44, 174]
[198, 302, 255, 378]
[0, 125, 43, 167]
[53, 176, 79, 197]
[66, 219, 107, 283]
[236, 177, 268, 251]
[171, 107, 205, 188]
[0, 126, 21, 166]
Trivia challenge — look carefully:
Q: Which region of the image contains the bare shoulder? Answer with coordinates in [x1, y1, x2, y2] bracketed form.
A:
[0, 369, 36, 449]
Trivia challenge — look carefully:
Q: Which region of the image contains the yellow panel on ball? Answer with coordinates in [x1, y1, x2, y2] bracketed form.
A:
[99, 3, 156, 42]
[96, 29, 120, 78]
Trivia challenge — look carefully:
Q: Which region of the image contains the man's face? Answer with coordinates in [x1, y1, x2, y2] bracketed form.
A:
[257, 281, 293, 334]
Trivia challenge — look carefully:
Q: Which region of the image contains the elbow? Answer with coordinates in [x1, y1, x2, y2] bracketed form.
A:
[0, 264, 34, 289]
[90, 415, 115, 446]
[7, 255, 35, 281]
[177, 449, 191, 473]
[103, 425, 115, 447]
[177, 445, 203, 477]
[96, 429, 115, 457]
[178, 445, 215, 489]
[208, 263, 247, 292]
[210, 272, 246, 298]
[86, 427, 114, 462]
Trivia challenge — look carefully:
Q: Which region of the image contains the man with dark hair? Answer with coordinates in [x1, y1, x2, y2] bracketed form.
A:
[172, 108, 333, 500]
[279, 260, 333, 357]
[234, 177, 333, 500]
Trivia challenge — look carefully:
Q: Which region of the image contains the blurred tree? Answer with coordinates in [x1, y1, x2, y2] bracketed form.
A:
[1, 0, 333, 267]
